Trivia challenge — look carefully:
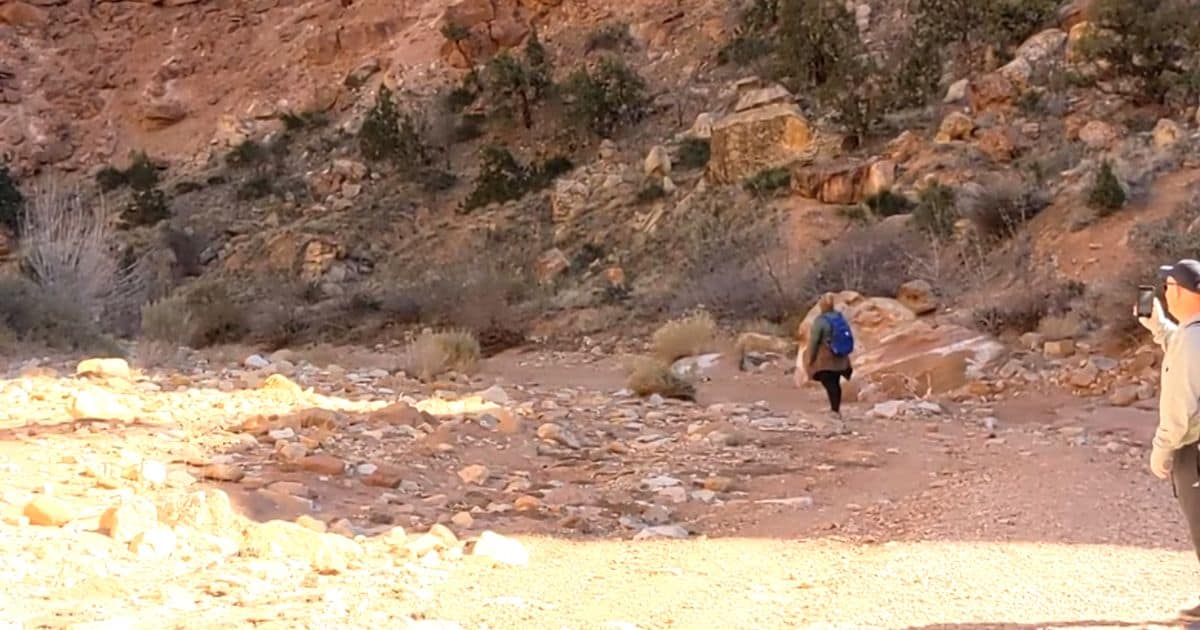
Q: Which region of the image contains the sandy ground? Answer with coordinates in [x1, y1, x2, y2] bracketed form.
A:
[0, 348, 1195, 630]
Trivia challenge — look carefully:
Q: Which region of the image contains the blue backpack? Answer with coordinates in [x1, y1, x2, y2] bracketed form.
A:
[822, 311, 854, 357]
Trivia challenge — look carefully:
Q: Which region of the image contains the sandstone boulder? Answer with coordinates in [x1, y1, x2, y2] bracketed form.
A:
[644, 145, 671, 178]
[241, 520, 363, 574]
[76, 358, 131, 380]
[863, 159, 896, 197]
[734, 85, 793, 113]
[534, 248, 570, 283]
[853, 321, 1007, 396]
[795, 291, 917, 349]
[1153, 118, 1182, 149]
[708, 103, 815, 184]
[968, 73, 1017, 113]
[1078, 120, 1117, 149]
[934, 112, 974, 144]
[791, 159, 869, 204]
[896, 280, 937, 315]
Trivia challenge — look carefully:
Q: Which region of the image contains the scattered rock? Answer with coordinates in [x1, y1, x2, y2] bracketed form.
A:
[300, 455, 346, 476]
[68, 389, 133, 422]
[244, 354, 271, 369]
[1078, 120, 1117, 149]
[1110, 385, 1139, 407]
[99, 499, 157, 542]
[477, 385, 510, 405]
[896, 280, 937, 316]
[130, 525, 177, 560]
[634, 524, 689, 540]
[76, 358, 131, 380]
[536, 423, 580, 449]
[241, 520, 363, 574]
[202, 464, 246, 483]
[470, 530, 529, 566]
[1153, 118, 1182, 149]
[644, 145, 671, 178]
[452, 511, 475, 528]
[935, 112, 974, 144]
[363, 463, 405, 488]
[1044, 340, 1075, 359]
[944, 79, 969, 104]
[457, 464, 490, 485]
[24, 496, 74, 527]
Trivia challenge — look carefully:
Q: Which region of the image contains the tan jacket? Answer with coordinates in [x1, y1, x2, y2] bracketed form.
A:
[1139, 301, 1200, 454]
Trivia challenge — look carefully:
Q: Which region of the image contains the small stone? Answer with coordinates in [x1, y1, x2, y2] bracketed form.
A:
[76, 357, 131, 379]
[457, 464, 490, 485]
[1044, 340, 1075, 359]
[643, 475, 682, 490]
[356, 463, 378, 476]
[24, 496, 75, 527]
[138, 460, 168, 486]
[276, 443, 309, 463]
[100, 498, 158, 543]
[244, 354, 271, 369]
[130, 525, 177, 560]
[363, 463, 405, 488]
[299, 455, 346, 476]
[478, 385, 510, 405]
[166, 470, 197, 488]
[634, 524, 689, 540]
[429, 523, 459, 547]
[329, 518, 357, 538]
[514, 495, 542, 511]
[536, 423, 581, 449]
[202, 464, 245, 483]
[296, 515, 328, 533]
[268, 427, 296, 441]
[701, 476, 734, 492]
[470, 530, 529, 566]
[452, 511, 475, 528]
[68, 389, 133, 422]
[1110, 385, 1139, 407]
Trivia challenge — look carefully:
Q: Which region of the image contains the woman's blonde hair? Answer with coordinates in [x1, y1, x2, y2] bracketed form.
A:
[818, 292, 836, 313]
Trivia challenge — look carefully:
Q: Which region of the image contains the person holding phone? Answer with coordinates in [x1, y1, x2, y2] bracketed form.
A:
[1137, 259, 1200, 620]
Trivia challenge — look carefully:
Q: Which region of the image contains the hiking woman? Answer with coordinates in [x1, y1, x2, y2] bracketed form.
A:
[800, 293, 855, 417]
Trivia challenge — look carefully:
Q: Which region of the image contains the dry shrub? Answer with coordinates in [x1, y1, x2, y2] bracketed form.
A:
[402, 262, 539, 356]
[742, 318, 788, 338]
[404, 329, 481, 381]
[971, 281, 1083, 336]
[140, 280, 248, 348]
[0, 275, 121, 353]
[19, 183, 148, 332]
[1037, 312, 1086, 341]
[651, 311, 718, 363]
[802, 223, 918, 301]
[625, 355, 696, 401]
[961, 176, 1049, 243]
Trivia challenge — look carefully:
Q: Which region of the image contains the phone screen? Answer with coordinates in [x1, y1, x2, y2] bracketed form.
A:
[1137, 285, 1155, 318]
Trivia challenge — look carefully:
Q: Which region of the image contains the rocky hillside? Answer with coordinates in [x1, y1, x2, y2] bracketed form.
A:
[1, 0, 1200, 363]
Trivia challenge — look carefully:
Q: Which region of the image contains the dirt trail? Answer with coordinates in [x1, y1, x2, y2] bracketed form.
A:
[0, 349, 1195, 629]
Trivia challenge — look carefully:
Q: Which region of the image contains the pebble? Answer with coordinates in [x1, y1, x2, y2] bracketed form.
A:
[470, 530, 529, 566]
[24, 496, 75, 527]
[203, 464, 246, 482]
[457, 464, 490, 485]
[244, 355, 271, 369]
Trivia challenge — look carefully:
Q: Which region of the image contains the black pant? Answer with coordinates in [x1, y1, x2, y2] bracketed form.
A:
[1173, 442, 1200, 565]
[814, 369, 851, 413]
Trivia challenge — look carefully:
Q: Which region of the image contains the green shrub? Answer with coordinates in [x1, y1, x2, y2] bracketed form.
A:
[0, 164, 23, 234]
[563, 56, 650, 137]
[358, 85, 431, 169]
[122, 188, 171, 228]
[444, 69, 482, 114]
[911, 183, 959, 238]
[587, 23, 634, 53]
[1080, 0, 1200, 105]
[463, 147, 573, 211]
[125, 152, 160, 192]
[452, 113, 487, 143]
[966, 179, 1048, 241]
[278, 110, 329, 131]
[440, 23, 470, 42]
[226, 139, 270, 169]
[864, 190, 913, 217]
[1089, 161, 1126, 215]
[95, 166, 127, 193]
[676, 138, 711, 170]
[718, 35, 775, 66]
[744, 167, 791, 197]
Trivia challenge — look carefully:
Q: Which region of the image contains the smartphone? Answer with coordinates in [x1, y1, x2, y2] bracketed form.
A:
[1137, 284, 1156, 318]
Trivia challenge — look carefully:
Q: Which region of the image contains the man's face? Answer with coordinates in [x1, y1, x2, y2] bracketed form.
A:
[1166, 278, 1182, 318]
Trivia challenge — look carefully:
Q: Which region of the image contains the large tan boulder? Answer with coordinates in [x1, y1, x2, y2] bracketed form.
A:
[708, 103, 815, 184]
[934, 112, 974, 144]
[854, 321, 1007, 396]
[791, 159, 869, 204]
[795, 291, 917, 349]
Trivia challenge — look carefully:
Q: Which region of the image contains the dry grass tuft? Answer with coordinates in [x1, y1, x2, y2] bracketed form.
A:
[625, 355, 696, 401]
[651, 311, 718, 363]
[404, 329, 481, 381]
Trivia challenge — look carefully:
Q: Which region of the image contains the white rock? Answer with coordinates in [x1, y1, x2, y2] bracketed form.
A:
[139, 460, 167, 486]
[268, 427, 296, 441]
[243, 355, 270, 369]
[478, 385, 510, 405]
[356, 463, 378, 476]
[471, 530, 529, 566]
[76, 358, 131, 379]
[634, 524, 689, 540]
[944, 79, 969, 103]
[130, 525, 177, 560]
[643, 475, 681, 489]
[870, 400, 905, 419]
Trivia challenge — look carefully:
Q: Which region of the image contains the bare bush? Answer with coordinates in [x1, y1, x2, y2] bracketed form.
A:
[651, 311, 719, 363]
[140, 280, 247, 348]
[0, 274, 119, 352]
[404, 329, 481, 381]
[625, 355, 696, 401]
[18, 184, 147, 331]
